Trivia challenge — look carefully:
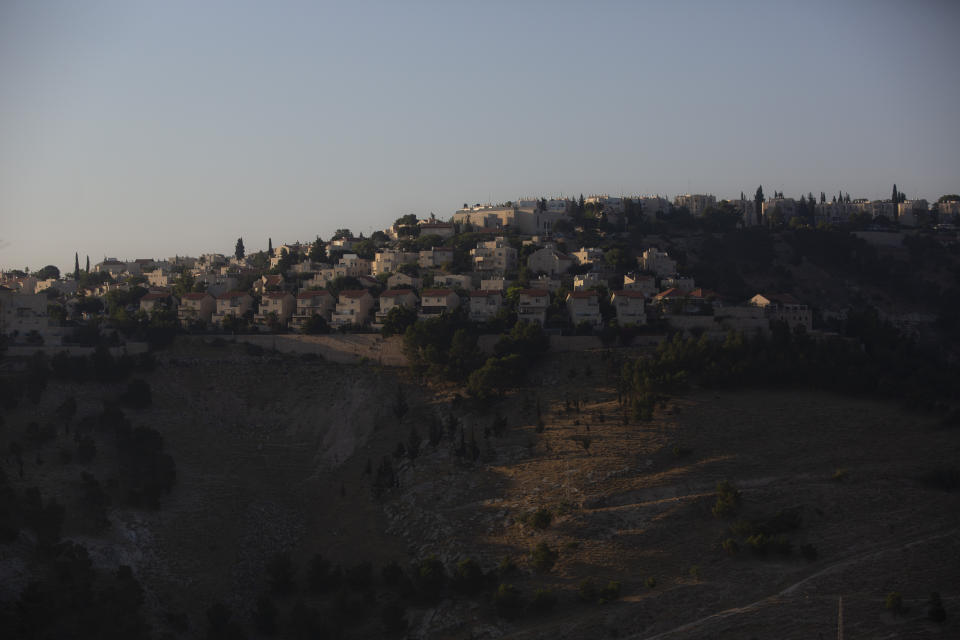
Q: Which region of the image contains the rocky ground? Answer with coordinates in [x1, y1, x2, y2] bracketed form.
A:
[2, 340, 958, 638]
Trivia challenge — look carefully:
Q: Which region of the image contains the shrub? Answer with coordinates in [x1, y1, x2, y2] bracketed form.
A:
[927, 592, 946, 623]
[577, 579, 597, 603]
[885, 591, 904, 615]
[832, 467, 849, 482]
[494, 583, 524, 619]
[530, 542, 558, 573]
[497, 556, 518, 578]
[722, 538, 739, 555]
[453, 558, 484, 595]
[645, 576, 657, 589]
[529, 508, 552, 530]
[267, 551, 297, 595]
[415, 555, 447, 600]
[381, 601, 407, 633]
[712, 479, 741, 518]
[531, 588, 557, 612]
[599, 581, 621, 603]
[689, 565, 701, 581]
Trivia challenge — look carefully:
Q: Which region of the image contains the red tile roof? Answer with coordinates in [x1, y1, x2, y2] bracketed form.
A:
[380, 289, 417, 298]
[653, 287, 683, 301]
[421, 289, 455, 297]
[567, 290, 598, 299]
[181, 292, 211, 300]
[217, 291, 250, 299]
[469, 290, 502, 297]
[519, 289, 549, 297]
[339, 289, 369, 299]
[613, 290, 646, 299]
[297, 290, 331, 299]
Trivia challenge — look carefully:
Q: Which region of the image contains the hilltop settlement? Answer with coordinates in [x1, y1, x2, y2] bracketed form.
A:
[3, 189, 960, 354]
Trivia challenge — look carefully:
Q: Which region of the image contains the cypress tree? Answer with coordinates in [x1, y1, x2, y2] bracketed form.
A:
[85, 255, 90, 273]
[235, 237, 245, 260]
[892, 184, 898, 204]
[268, 238, 273, 254]
[73, 253, 80, 281]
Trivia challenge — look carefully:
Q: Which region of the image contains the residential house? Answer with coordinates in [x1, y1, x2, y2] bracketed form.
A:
[376, 289, 419, 325]
[417, 222, 455, 238]
[638, 249, 677, 277]
[661, 276, 695, 293]
[674, 194, 717, 216]
[527, 246, 573, 276]
[566, 291, 602, 328]
[372, 250, 419, 276]
[253, 274, 285, 295]
[471, 237, 517, 273]
[517, 289, 550, 326]
[418, 247, 454, 268]
[291, 290, 334, 330]
[94, 259, 128, 277]
[468, 290, 503, 323]
[212, 291, 253, 326]
[0, 288, 56, 342]
[254, 291, 296, 329]
[419, 289, 460, 319]
[195, 274, 238, 298]
[334, 254, 372, 278]
[623, 273, 657, 298]
[573, 272, 605, 290]
[532, 274, 562, 292]
[749, 293, 812, 331]
[177, 292, 216, 327]
[653, 288, 718, 315]
[433, 274, 472, 290]
[139, 292, 175, 315]
[146, 269, 172, 288]
[387, 272, 420, 290]
[330, 290, 374, 328]
[480, 277, 510, 292]
[571, 247, 605, 266]
[611, 290, 646, 326]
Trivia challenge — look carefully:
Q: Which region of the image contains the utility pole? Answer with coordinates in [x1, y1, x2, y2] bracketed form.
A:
[837, 596, 844, 640]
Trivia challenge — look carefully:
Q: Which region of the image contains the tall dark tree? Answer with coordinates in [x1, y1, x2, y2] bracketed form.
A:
[308, 236, 326, 263]
[754, 186, 764, 222]
[74, 253, 80, 281]
[85, 255, 90, 273]
[235, 237, 245, 260]
[892, 184, 898, 204]
[268, 237, 273, 254]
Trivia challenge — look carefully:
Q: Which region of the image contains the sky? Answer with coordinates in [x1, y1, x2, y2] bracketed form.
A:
[2, 0, 959, 273]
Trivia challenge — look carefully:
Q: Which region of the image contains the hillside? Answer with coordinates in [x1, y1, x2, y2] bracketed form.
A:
[1, 340, 958, 638]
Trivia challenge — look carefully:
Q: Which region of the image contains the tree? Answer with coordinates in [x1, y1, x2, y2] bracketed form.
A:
[74, 253, 80, 281]
[85, 255, 90, 273]
[754, 185, 764, 222]
[891, 184, 898, 204]
[308, 237, 326, 263]
[268, 237, 273, 253]
[332, 228, 352, 240]
[235, 237, 245, 260]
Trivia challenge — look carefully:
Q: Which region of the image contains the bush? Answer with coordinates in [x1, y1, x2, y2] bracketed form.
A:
[494, 583, 524, 619]
[529, 508, 552, 530]
[530, 542, 558, 573]
[832, 467, 849, 482]
[453, 558, 484, 595]
[531, 588, 557, 612]
[307, 554, 340, 592]
[497, 556, 518, 578]
[800, 543, 818, 562]
[415, 555, 447, 601]
[267, 551, 297, 595]
[599, 581, 621, 603]
[885, 591, 904, 615]
[712, 479, 741, 519]
[722, 538, 739, 555]
[577, 579, 597, 603]
[927, 592, 946, 623]
[120, 379, 152, 409]
[645, 576, 657, 589]
[381, 601, 407, 633]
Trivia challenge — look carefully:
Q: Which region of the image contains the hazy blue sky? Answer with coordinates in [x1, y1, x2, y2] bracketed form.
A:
[2, 0, 958, 272]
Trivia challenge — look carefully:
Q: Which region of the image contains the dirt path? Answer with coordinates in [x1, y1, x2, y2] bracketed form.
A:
[632, 526, 960, 640]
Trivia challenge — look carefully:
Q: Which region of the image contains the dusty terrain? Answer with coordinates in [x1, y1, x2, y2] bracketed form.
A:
[2, 340, 959, 638]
